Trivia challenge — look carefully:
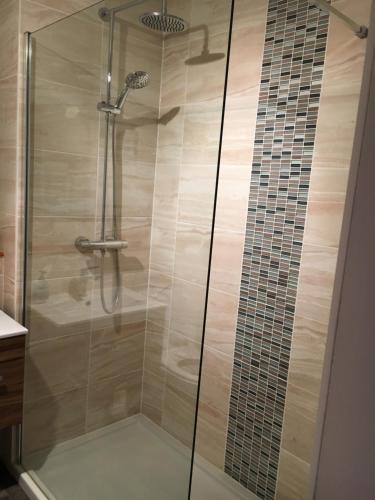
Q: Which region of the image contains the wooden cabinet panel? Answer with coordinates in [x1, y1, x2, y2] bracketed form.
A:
[0, 335, 25, 429]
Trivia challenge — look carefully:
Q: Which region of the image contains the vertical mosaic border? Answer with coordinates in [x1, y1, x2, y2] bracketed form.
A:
[224, 0, 329, 498]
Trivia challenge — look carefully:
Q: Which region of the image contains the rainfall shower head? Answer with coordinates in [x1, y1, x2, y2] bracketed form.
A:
[140, 12, 187, 32]
[115, 71, 150, 111]
[140, 1, 187, 33]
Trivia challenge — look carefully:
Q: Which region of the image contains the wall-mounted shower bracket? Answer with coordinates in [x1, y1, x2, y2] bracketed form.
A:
[309, 0, 368, 39]
[97, 101, 121, 114]
[75, 236, 128, 252]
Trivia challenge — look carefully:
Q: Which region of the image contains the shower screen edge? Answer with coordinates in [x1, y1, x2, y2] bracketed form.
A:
[187, 0, 236, 497]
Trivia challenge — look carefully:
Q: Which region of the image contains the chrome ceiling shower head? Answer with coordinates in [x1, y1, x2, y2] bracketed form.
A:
[140, 0, 187, 33]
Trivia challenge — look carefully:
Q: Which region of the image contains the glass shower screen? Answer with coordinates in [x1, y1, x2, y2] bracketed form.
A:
[21, 1, 233, 499]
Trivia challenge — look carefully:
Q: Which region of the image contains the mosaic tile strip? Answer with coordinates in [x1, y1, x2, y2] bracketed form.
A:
[224, 0, 329, 498]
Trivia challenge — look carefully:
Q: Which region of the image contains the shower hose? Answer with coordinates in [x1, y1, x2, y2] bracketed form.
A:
[100, 113, 122, 314]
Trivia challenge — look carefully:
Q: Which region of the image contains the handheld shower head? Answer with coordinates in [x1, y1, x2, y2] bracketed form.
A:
[125, 71, 150, 90]
[115, 71, 150, 111]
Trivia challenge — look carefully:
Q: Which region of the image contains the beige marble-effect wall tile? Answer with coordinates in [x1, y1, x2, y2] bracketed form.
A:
[205, 288, 238, 356]
[99, 160, 155, 220]
[25, 0, 97, 18]
[143, 321, 168, 377]
[220, 97, 257, 166]
[152, 163, 181, 221]
[313, 94, 361, 168]
[156, 105, 184, 166]
[142, 368, 164, 425]
[146, 270, 173, 328]
[30, 7, 102, 92]
[149, 217, 177, 275]
[163, 330, 200, 447]
[186, 31, 228, 104]
[32, 79, 99, 156]
[23, 332, 90, 402]
[227, 1, 267, 97]
[3, 277, 16, 317]
[162, 381, 196, 448]
[22, 388, 87, 454]
[303, 201, 345, 248]
[195, 401, 227, 469]
[142, 321, 168, 424]
[27, 275, 94, 341]
[281, 383, 319, 464]
[0, 273, 3, 309]
[160, 43, 188, 107]
[119, 161, 156, 218]
[214, 163, 251, 233]
[29, 217, 96, 280]
[90, 321, 145, 382]
[0, 214, 16, 278]
[288, 315, 327, 396]
[170, 278, 205, 343]
[196, 346, 232, 466]
[199, 346, 232, 416]
[31, 150, 98, 217]
[178, 155, 218, 223]
[118, 217, 151, 272]
[0, 148, 17, 216]
[174, 223, 211, 286]
[0, 0, 19, 79]
[296, 244, 338, 316]
[177, 163, 216, 227]
[189, 0, 232, 40]
[181, 101, 223, 166]
[0, 76, 18, 150]
[166, 330, 200, 396]
[86, 370, 142, 431]
[112, 101, 159, 158]
[210, 229, 245, 296]
[276, 450, 310, 500]
[308, 164, 349, 203]
[21, 0, 72, 33]
[230, 0, 266, 32]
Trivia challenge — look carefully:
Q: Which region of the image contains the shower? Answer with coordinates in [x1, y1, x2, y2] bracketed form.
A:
[77, 0, 187, 314]
[95, 70, 150, 314]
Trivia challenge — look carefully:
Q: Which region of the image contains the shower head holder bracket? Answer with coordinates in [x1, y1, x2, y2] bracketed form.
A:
[97, 101, 122, 114]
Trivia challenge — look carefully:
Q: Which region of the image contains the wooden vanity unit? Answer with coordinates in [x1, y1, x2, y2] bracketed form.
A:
[0, 312, 27, 429]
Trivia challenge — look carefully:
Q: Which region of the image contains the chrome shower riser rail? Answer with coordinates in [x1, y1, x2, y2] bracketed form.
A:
[309, 0, 368, 38]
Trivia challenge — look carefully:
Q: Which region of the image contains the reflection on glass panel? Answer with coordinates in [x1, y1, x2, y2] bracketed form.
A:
[22, 1, 232, 499]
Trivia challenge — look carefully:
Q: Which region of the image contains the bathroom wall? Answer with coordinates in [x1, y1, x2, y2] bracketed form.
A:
[0, 0, 19, 316]
[276, 0, 372, 498]
[193, 0, 371, 499]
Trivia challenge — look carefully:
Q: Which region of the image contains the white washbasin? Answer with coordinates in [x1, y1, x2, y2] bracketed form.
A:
[0, 310, 28, 339]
